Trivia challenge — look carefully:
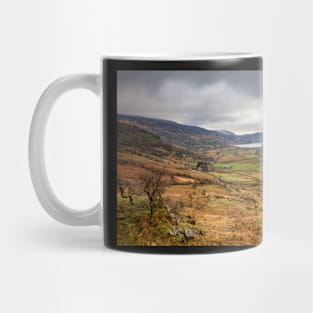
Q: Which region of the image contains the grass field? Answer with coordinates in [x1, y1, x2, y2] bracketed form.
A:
[214, 162, 261, 171]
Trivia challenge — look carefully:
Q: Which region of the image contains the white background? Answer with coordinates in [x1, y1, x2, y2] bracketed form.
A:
[1, 0, 313, 312]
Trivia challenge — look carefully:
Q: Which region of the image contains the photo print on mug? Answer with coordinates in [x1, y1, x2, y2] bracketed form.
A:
[116, 69, 263, 246]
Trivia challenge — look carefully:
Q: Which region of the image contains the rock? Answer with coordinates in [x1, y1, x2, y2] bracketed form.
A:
[169, 227, 184, 236]
[184, 229, 197, 239]
[169, 226, 203, 240]
[170, 213, 177, 224]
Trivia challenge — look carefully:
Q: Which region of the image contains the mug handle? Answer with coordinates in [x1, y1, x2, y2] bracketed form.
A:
[29, 74, 101, 226]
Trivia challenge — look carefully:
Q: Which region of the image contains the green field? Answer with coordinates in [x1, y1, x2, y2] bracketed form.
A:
[210, 172, 252, 183]
[214, 162, 261, 171]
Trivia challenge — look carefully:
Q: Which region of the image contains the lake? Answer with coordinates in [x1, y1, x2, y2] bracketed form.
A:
[235, 143, 263, 148]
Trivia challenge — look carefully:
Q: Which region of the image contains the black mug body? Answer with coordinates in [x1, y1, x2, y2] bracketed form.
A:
[102, 55, 263, 253]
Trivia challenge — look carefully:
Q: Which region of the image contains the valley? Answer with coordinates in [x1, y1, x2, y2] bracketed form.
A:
[117, 115, 262, 246]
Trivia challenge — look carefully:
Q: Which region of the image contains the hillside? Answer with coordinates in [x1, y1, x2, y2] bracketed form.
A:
[118, 121, 207, 161]
[118, 114, 262, 152]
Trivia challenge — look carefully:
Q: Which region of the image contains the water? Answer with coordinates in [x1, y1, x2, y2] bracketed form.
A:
[235, 143, 262, 148]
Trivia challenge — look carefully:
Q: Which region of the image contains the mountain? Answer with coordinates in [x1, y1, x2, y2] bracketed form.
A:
[216, 130, 235, 136]
[118, 114, 262, 153]
[236, 132, 263, 144]
[118, 121, 174, 158]
[118, 121, 201, 160]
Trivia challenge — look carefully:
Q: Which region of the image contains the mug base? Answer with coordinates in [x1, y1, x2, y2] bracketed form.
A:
[105, 244, 260, 254]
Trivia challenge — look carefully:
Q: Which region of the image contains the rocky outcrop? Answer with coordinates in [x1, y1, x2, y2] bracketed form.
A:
[169, 226, 204, 242]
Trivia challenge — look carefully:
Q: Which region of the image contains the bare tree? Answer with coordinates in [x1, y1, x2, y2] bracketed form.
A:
[117, 177, 134, 205]
[139, 168, 166, 218]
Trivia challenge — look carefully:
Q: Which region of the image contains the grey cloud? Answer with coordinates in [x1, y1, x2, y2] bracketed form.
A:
[117, 70, 262, 134]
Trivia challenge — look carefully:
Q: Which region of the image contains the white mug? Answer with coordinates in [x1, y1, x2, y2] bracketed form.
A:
[29, 54, 263, 253]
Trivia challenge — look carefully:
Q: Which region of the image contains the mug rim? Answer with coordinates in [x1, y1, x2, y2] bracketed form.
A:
[102, 52, 261, 61]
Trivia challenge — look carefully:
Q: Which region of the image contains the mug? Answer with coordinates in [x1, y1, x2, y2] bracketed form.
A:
[29, 54, 263, 253]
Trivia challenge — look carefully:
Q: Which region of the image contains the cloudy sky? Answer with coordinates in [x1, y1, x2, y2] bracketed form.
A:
[117, 70, 262, 134]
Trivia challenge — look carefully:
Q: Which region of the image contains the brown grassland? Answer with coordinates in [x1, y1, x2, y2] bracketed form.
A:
[117, 125, 262, 246]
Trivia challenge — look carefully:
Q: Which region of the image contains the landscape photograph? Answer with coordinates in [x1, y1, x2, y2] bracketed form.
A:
[116, 70, 262, 246]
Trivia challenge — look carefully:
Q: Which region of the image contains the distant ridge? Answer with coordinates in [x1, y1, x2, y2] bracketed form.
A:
[118, 114, 262, 152]
[216, 130, 235, 136]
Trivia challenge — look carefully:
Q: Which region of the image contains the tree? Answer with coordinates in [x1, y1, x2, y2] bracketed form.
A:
[117, 177, 134, 205]
[139, 168, 166, 218]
